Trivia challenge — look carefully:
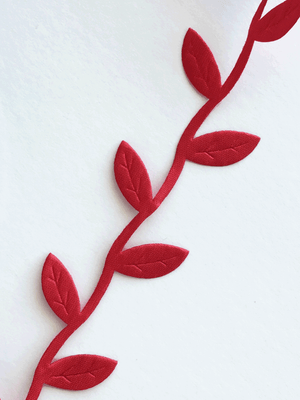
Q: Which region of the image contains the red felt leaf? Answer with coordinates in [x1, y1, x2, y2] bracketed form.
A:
[115, 244, 189, 279]
[187, 131, 260, 167]
[254, 0, 300, 42]
[42, 254, 80, 324]
[182, 28, 222, 98]
[45, 354, 117, 390]
[114, 141, 152, 211]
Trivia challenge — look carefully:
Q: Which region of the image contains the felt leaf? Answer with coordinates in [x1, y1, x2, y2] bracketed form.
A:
[115, 244, 189, 279]
[42, 254, 80, 324]
[114, 141, 152, 211]
[187, 131, 260, 167]
[45, 354, 117, 390]
[254, 0, 300, 42]
[182, 28, 222, 98]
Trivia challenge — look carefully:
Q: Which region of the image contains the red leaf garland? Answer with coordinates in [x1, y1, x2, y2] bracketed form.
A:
[254, 0, 300, 42]
[187, 131, 260, 167]
[42, 254, 80, 324]
[115, 244, 189, 279]
[45, 354, 117, 390]
[17, 2, 300, 399]
[114, 141, 152, 211]
[182, 28, 222, 98]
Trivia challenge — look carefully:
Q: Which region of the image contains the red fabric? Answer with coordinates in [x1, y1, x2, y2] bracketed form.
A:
[114, 141, 152, 211]
[186, 131, 260, 167]
[254, 0, 300, 42]
[21, 1, 300, 399]
[182, 28, 222, 99]
[26, 255, 118, 394]
[45, 355, 117, 390]
[42, 254, 80, 324]
[115, 244, 189, 279]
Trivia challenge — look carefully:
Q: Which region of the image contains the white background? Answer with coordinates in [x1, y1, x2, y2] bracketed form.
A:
[1, 0, 300, 399]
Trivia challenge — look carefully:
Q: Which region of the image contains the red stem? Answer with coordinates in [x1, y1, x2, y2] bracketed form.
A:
[24, 2, 267, 399]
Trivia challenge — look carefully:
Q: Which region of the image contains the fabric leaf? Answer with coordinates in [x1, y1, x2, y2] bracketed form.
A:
[42, 254, 80, 324]
[182, 28, 222, 98]
[115, 244, 189, 279]
[254, 0, 300, 42]
[187, 131, 260, 167]
[45, 354, 117, 390]
[114, 141, 152, 211]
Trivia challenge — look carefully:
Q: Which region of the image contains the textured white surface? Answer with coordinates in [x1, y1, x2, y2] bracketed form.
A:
[1, 0, 300, 399]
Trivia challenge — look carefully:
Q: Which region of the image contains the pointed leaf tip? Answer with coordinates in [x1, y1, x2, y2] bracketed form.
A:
[187, 131, 260, 167]
[182, 28, 222, 98]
